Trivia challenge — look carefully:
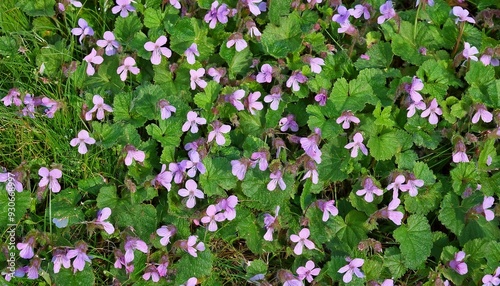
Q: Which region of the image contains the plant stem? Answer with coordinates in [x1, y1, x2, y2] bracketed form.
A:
[413, 3, 421, 41]
[451, 22, 465, 57]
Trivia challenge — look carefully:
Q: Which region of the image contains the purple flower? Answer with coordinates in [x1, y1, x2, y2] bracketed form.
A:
[226, 89, 245, 111]
[216, 195, 238, 220]
[185, 43, 199, 64]
[332, 5, 351, 25]
[407, 76, 424, 102]
[190, 68, 207, 90]
[317, 199, 339, 222]
[156, 225, 176, 246]
[296, 260, 320, 283]
[227, 34, 248, 52]
[70, 130, 96, 154]
[204, 1, 230, 29]
[421, 98, 442, 124]
[2, 88, 22, 106]
[302, 160, 319, 184]
[290, 228, 315, 255]
[38, 167, 62, 193]
[71, 18, 94, 44]
[207, 120, 231, 146]
[170, 0, 181, 9]
[245, 0, 266, 16]
[472, 104, 493, 123]
[482, 267, 500, 286]
[178, 179, 204, 208]
[377, 1, 396, 24]
[400, 175, 424, 197]
[263, 206, 279, 241]
[452, 6, 475, 24]
[93, 207, 115, 234]
[85, 95, 113, 121]
[279, 270, 303, 286]
[345, 132, 368, 158]
[474, 196, 495, 221]
[231, 158, 251, 180]
[349, 4, 371, 19]
[279, 114, 299, 132]
[41, 97, 61, 118]
[144, 36, 172, 65]
[157, 256, 169, 277]
[181, 277, 198, 286]
[251, 151, 269, 171]
[480, 49, 500, 66]
[338, 258, 364, 283]
[286, 71, 307, 92]
[112, 0, 135, 17]
[336, 110, 360, 129]
[248, 24, 261, 37]
[186, 152, 206, 177]
[379, 198, 404, 225]
[416, 0, 434, 6]
[17, 236, 35, 259]
[462, 42, 479, 61]
[201, 205, 225, 231]
[170, 162, 186, 184]
[158, 99, 176, 120]
[452, 140, 469, 163]
[117, 57, 140, 81]
[300, 134, 322, 164]
[314, 90, 327, 106]
[407, 98, 426, 118]
[21, 94, 36, 118]
[83, 48, 103, 76]
[182, 111, 207, 133]
[246, 91, 263, 115]
[0, 171, 23, 192]
[26, 257, 41, 279]
[263, 86, 282, 110]
[142, 264, 160, 282]
[256, 64, 273, 83]
[124, 237, 148, 263]
[124, 145, 145, 166]
[356, 177, 383, 203]
[96, 31, 120, 56]
[309, 57, 325, 74]
[449, 251, 468, 275]
[267, 170, 286, 191]
[52, 249, 71, 273]
[179, 235, 205, 257]
[387, 175, 406, 199]
[207, 67, 225, 83]
[66, 242, 91, 273]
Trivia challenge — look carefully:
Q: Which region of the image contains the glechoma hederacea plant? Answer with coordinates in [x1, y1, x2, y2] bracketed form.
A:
[1, 0, 500, 284]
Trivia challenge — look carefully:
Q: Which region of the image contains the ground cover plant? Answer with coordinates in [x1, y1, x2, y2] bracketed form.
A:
[1, 0, 500, 285]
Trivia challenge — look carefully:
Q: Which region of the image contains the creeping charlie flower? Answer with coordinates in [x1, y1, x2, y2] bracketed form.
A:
[144, 36, 172, 65]
[290, 228, 315, 255]
[38, 167, 63, 193]
[70, 130, 96, 154]
[117, 57, 140, 81]
[338, 258, 364, 283]
[71, 18, 94, 44]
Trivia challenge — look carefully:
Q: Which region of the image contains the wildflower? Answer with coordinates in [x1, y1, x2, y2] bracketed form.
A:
[336, 110, 360, 129]
[38, 167, 62, 193]
[157, 256, 169, 277]
[267, 170, 286, 191]
[227, 33, 248, 52]
[407, 76, 424, 102]
[256, 64, 273, 83]
[338, 258, 364, 283]
[338, 22, 357, 35]
[332, 5, 351, 25]
[356, 177, 383, 203]
[462, 42, 479, 61]
[186, 152, 206, 177]
[419, 47, 427, 55]
[82, 48, 103, 76]
[248, 23, 261, 37]
[473, 196, 495, 221]
[178, 179, 204, 208]
[71, 18, 94, 44]
[21, 94, 36, 118]
[169, 162, 186, 184]
[245, 0, 266, 16]
[26, 257, 41, 279]
[407, 98, 426, 118]
[231, 158, 252, 180]
[204, 1, 230, 29]
[452, 6, 475, 24]
[314, 90, 327, 106]
[226, 89, 245, 111]
[307, 57, 324, 74]
[482, 267, 500, 286]
[216, 195, 238, 220]
[263, 86, 282, 110]
[263, 206, 280, 241]
[416, 0, 434, 6]
[297, 260, 320, 283]
[66, 242, 91, 273]
[52, 249, 71, 273]
[300, 133, 322, 164]
[116, 57, 140, 81]
[112, 0, 135, 17]
[251, 151, 269, 171]
[345, 132, 368, 158]
[124, 145, 145, 166]
[85, 95, 113, 121]
[279, 114, 299, 132]
[70, 130, 96, 154]
[207, 67, 225, 83]
[41, 97, 61, 118]
[286, 71, 308, 92]
[449, 251, 468, 275]
[158, 99, 176, 120]
[142, 264, 160, 282]
[2, 88, 22, 106]
[421, 98, 442, 124]
[156, 225, 177, 246]
[290, 228, 315, 255]
[349, 4, 371, 19]
[387, 175, 406, 199]
[0, 171, 23, 192]
[246, 91, 264, 115]
[93, 207, 115, 234]
[201, 205, 225, 232]
[377, 1, 396, 24]
[185, 43, 199, 64]
[400, 175, 424, 197]
[189, 68, 207, 90]
[480, 48, 500, 66]
[452, 140, 469, 163]
[182, 111, 207, 133]
[302, 160, 319, 184]
[207, 120, 231, 145]
[317, 199, 339, 222]
[124, 237, 148, 263]
[279, 270, 303, 286]
[17, 236, 36, 259]
[472, 104, 493, 123]
[96, 31, 120, 56]
[179, 235, 205, 257]
[379, 198, 404, 225]
[170, 0, 181, 9]
[144, 36, 172, 65]
[181, 277, 198, 286]
[360, 54, 370, 60]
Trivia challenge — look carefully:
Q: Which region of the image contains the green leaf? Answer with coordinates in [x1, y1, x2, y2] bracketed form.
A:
[450, 163, 478, 195]
[438, 192, 466, 236]
[143, 8, 164, 29]
[97, 185, 120, 209]
[52, 266, 95, 286]
[0, 36, 18, 56]
[115, 203, 157, 241]
[393, 215, 432, 269]
[132, 84, 165, 120]
[174, 249, 213, 284]
[199, 157, 236, 197]
[51, 189, 84, 227]
[413, 162, 436, 185]
[383, 247, 406, 279]
[261, 13, 303, 58]
[194, 81, 220, 110]
[416, 59, 462, 100]
[459, 216, 500, 245]
[114, 16, 143, 43]
[373, 102, 395, 128]
[334, 210, 369, 249]
[390, 21, 426, 65]
[169, 18, 195, 54]
[354, 42, 393, 69]
[318, 140, 349, 183]
[404, 181, 442, 215]
[268, 0, 292, 24]
[113, 92, 147, 127]
[367, 130, 404, 161]
[219, 44, 252, 80]
[237, 208, 263, 254]
[17, 0, 55, 16]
